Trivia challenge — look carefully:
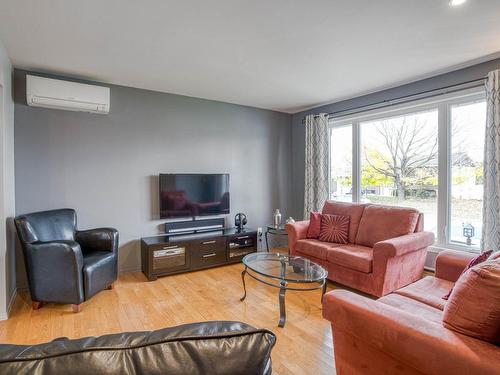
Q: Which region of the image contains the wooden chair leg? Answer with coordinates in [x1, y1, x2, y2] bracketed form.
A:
[32, 301, 43, 310]
[72, 304, 82, 313]
[107, 282, 114, 290]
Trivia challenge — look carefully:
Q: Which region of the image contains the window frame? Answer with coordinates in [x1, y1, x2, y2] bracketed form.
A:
[328, 123, 354, 202]
[329, 87, 486, 253]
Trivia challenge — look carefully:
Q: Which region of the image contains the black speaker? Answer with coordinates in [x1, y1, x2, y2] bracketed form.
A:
[234, 213, 247, 231]
[164, 218, 225, 234]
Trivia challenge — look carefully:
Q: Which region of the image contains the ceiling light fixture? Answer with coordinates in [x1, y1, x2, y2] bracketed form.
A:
[449, 0, 467, 6]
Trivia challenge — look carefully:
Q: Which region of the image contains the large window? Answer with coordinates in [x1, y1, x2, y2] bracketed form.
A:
[361, 109, 439, 234]
[449, 100, 486, 247]
[330, 125, 352, 202]
[329, 89, 486, 251]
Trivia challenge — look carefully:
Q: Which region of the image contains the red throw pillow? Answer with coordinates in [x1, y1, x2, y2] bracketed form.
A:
[488, 251, 500, 260]
[442, 250, 493, 300]
[319, 214, 350, 244]
[306, 212, 322, 239]
[443, 259, 500, 344]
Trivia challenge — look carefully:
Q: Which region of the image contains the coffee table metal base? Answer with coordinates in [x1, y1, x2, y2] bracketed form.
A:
[240, 266, 327, 327]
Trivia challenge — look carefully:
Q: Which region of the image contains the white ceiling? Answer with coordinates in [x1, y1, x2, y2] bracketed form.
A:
[1, 0, 500, 114]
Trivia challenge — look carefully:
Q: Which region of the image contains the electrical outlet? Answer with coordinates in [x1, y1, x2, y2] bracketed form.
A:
[257, 227, 263, 236]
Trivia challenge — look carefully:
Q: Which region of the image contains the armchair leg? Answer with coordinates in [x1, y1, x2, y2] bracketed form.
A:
[32, 301, 43, 310]
[72, 304, 82, 313]
[107, 283, 114, 290]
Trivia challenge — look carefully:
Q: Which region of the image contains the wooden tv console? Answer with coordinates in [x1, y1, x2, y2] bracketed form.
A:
[141, 228, 257, 281]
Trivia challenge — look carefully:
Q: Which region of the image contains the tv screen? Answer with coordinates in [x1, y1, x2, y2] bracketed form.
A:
[159, 174, 230, 219]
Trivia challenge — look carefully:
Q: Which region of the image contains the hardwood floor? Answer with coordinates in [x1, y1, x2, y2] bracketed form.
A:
[0, 250, 336, 374]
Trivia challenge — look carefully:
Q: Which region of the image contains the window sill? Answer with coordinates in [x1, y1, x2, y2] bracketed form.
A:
[428, 244, 480, 254]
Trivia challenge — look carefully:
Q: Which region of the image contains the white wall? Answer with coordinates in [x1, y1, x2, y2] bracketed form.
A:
[0, 41, 15, 320]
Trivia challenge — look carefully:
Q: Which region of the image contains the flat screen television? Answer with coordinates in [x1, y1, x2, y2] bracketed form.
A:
[159, 173, 230, 219]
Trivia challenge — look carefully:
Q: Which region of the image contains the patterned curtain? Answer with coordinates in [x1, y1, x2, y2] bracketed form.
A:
[482, 69, 500, 252]
[304, 113, 329, 219]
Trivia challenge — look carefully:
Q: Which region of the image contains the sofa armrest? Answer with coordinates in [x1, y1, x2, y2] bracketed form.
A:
[75, 227, 119, 253]
[373, 231, 435, 257]
[285, 221, 309, 255]
[435, 249, 476, 282]
[323, 290, 500, 375]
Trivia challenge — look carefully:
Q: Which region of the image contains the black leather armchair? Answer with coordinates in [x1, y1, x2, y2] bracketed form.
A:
[14, 208, 118, 312]
[0, 321, 276, 375]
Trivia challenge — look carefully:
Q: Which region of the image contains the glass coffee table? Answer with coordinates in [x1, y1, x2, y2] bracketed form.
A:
[240, 252, 328, 327]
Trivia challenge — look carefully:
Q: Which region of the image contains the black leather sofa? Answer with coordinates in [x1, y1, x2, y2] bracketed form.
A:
[14, 208, 119, 312]
[0, 321, 276, 375]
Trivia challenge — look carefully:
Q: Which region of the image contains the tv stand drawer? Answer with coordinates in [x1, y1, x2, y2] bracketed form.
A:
[191, 246, 226, 267]
[151, 245, 188, 272]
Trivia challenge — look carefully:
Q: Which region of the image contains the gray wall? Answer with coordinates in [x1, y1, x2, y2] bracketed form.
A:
[0, 41, 15, 319]
[14, 70, 292, 289]
[290, 57, 500, 219]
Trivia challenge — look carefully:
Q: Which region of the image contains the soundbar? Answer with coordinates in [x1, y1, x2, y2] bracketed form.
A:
[164, 218, 225, 235]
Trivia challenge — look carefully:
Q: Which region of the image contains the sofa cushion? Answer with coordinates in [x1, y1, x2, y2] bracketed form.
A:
[394, 276, 453, 311]
[378, 293, 443, 324]
[322, 201, 366, 243]
[355, 205, 420, 247]
[443, 259, 500, 344]
[319, 214, 349, 244]
[306, 212, 321, 239]
[295, 239, 342, 260]
[326, 244, 373, 273]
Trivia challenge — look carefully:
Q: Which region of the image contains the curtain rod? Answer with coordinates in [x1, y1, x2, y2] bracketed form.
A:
[301, 77, 486, 123]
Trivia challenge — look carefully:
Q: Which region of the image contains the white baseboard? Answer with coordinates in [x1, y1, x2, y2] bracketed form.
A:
[119, 266, 141, 274]
[7, 288, 17, 317]
[0, 288, 19, 321]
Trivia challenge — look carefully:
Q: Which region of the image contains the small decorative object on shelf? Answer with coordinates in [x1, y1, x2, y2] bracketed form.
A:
[234, 212, 247, 231]
[273, 209, 282, 228]
[463, 223, 475, 246]
[286, 217, 295, 224]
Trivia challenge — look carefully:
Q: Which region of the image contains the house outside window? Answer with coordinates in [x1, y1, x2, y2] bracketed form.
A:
[329, 88, 485, 252]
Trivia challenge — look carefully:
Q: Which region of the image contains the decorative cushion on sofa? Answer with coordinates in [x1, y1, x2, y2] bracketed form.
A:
[319, 214, 350, 244]
[355, 205, 420, 247]
[322, 201, 366, 243]
[442, 250, 493, 300]
[443, 259, 500, 344]
[306, 212, 322, 239]
[489, 251, 500, 260]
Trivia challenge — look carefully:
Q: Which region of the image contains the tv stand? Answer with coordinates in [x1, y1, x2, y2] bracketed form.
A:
[141, 227, 257, 281]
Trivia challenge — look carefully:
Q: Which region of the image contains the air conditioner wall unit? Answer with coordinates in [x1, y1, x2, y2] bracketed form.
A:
[26, 75, 110, 114]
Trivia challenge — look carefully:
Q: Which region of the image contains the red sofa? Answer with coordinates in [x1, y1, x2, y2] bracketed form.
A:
[285, 201, 435, 297]
[323, 250, 500, 375]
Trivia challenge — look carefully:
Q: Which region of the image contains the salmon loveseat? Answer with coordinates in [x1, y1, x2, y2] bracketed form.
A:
[323, 250, 500, 375]
[285, 201, 435, 297]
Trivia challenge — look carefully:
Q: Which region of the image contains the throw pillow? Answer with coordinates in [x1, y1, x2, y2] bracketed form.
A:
[442, 250, 493, 300]
[319, 214, 350, 244]
[306, 212, 322, 239]
[488, 251, 500, 260]
[442, 259, 500, 344]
